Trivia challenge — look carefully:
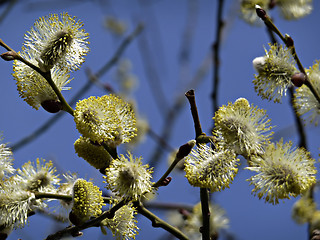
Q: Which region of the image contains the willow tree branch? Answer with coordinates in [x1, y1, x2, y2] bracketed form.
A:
[9, 24, 144, 152]
[211, 0, 225, 117]
[45, 199, 126, 240]
[185, 89, 204, 138]
[136, 201, 189, 240]
[256, 6, 320, 105]
[263, 12, 307, 148]
[185, 89, 210, 240]
[0, 38, 74, 115]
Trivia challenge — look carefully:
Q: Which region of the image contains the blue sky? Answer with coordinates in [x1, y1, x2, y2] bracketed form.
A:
[1, 0, 320, 239]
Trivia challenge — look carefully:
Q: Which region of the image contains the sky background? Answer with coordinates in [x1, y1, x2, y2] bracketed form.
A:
[1, 0, 320, 239]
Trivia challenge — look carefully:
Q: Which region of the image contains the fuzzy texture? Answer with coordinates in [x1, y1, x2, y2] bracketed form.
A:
[23, 12, 89, 71]
[0, 139, 14, 180]
[74, 136, 111, 170]
[0, 178, 36, 228]
[213, 98, 273, 157]
[184, 143, 239, 192]
[100, 200, 139, 240]
[246, 139, 316, 204]
[13, 47, 71, 110]
[253, 43, 297, 103]
[74, 94, 137, 145]
[104, 152, 153, 201]
[14, 158, 60, 193]
[277, 0, 312, 20]
[292, 193, 317, 224]
[294, 61, 320, 126]
[240, 0, 270, 25]
[71, 178, 105, 224]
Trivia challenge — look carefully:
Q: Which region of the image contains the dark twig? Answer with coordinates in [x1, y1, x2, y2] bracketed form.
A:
[211, 0, 225, 117]
[185, 90, 204, 138]
[9, 24, 144, 151]
[136, 201, 189, 240]
[45, 199, 126, 240]
[263, 14, 307, 148]
[256, 6, 320, 105]
[185, 89, 210, 240]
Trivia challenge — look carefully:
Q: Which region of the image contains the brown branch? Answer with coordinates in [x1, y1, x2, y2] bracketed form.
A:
[45, 199, 126, 240]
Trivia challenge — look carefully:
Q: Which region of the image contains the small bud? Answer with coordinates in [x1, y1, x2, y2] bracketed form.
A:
[41, 99, 63, 113]
[69, 211, 82, 226]
[291, 72, 306, 87]
[255, 5, 267, 20]
[252, 56, 266, 73]
[160, 177, 172, 186]
[285, 35, 294, 47]
[71, 231, 83, 237]
[176, 140, 196, 160]
[1, 51, 17, 61]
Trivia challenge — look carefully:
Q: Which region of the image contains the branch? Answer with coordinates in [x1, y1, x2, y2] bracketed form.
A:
[0, 39, 74, 115]
[211, 0, 225, 117]
[256, 5, 320, 106]
[153, 140, 195, 188]
[9, 23, 144, 152]
[136, 201, 189, 240]
[185, 89, 210, 240]
[45, 199, 126, 240]
[262, 9, 307, 148]
[185, 89, 204, 138]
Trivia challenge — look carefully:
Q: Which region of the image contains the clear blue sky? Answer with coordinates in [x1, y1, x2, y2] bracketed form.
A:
[1, 0, 320, 239]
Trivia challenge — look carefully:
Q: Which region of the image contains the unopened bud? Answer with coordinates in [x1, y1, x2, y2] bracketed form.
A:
[69, 210, 82, 226]
[291, 72, 306, 87]
[41, 99, 63, 113]
[255, 5, 267, 20]
[160, 177, 172, 186]
[285, 35, 294, 47]
[1, 51, 17, 61]
[176, 140, 196, 160]
[253, 56, 266, 73]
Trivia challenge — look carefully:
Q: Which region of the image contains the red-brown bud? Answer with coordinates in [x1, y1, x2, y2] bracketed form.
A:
[285, 35, 294, 47]
[255, 5, 267, 20]
[291, 72, 306, 87]
[176, 140, 196, 160]
[41, 99, 63, 113]
[1, 51, 17, 61]
[160, 177, 172, 186]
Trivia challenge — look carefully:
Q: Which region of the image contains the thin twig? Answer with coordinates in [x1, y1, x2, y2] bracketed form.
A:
[211, 0, 225, 117]
[45, 199, 127, 240]
[263, 11, 307, 148]
[136, 201, 189, 240]
[9, 24, 144, 151]
[185, 90, 204, 138]
[256, 6, 320, 105]
[185, 89, 210, 240]
[0, 39, 74, 115]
